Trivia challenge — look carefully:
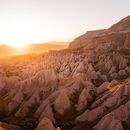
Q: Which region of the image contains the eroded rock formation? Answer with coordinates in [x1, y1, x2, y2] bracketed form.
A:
[0, 16, 130, 130]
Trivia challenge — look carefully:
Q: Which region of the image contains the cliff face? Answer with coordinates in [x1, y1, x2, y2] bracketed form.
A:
[0, 16, 130, 130]
[69, 15, 130, 49]
[69, 29, 106, 49]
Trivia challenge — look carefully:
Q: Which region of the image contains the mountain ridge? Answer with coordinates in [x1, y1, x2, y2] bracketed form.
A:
[69, 15, 130, 49]
[0, 42, 68, 56]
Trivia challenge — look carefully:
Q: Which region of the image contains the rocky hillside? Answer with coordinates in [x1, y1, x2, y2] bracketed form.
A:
[0, 16, 130, 130]
[69, 15, 130, 49]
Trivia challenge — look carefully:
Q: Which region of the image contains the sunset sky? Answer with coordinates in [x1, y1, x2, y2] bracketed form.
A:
[0, 0, 130, 47]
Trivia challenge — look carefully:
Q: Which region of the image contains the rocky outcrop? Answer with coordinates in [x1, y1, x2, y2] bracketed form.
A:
[124, 33, 130, 48]
[76, 82, 130, 123]
[35, 117, 61, 130]
[69, 16, 130, 50]
[39, 104, 55, 123]
[109, 15, 130, 32]
[76, 106, 104, 122]
[95, 119, 124, 130]
[94, 100, 130, 130]
[76, 82, 95, 111]
[69, 29, 106, 49]
[54, 90, 71, 115]
[35, 117, 56, 130]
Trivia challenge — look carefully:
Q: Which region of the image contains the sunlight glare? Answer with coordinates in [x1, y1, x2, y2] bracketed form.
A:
[0, 15, 59, 48]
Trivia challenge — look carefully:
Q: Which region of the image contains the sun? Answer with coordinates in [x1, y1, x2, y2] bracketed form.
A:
[11, 43, 28, 49]
[0, 15, 65, 48]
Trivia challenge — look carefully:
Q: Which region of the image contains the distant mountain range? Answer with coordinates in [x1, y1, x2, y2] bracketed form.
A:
[0, 42, 68, 56]
[28, 42, 68, 53]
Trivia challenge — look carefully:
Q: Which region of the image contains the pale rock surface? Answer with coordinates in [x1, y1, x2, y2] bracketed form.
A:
[105, 59, 113, 72]
[54, 90, 71, 115]
[124, 33, 130, 48]
[15, 102, 29, 118]
[119, 57, 128, 70]
[39, 104, 55, 123]
[96, 82, 110, 94]
[109, 66, 116, 74]
[110, 73, 118, 79]
[34, 99, 50, 118]
[56, 127, 61, 130]
[75, 106, 104, 122]
[94, 100, 130, 130]
[86, 64, 97, 81]
[125, 66, 130, 74]
[0, 76, 6, 91]
[8, 87, 23, 113]
[118, 69, 127, 77]
[94, 119, 124, 130]
[110, 80, 119, 87]
[35, 117, 55, 130]
[6, 76, 21, 88]
[76, 82, 95, 111]
[74, 62, 85, 74]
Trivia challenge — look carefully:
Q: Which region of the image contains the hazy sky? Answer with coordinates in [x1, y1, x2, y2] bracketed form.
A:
[0, 0, 130, 47]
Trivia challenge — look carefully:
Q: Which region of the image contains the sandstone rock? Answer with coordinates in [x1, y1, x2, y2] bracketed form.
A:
[27, 90, 41, 106]
[110, 80, 119, 87]
[118, 69, 127, 77]
[105, 59, 113, 72]
[76, 82, 95, 111]
[35, 117, 55, 130]
[34, 70, 58, 88]
[74, 62, 85, 74]
[6, 76, 21, 87]
[34, 99, 50, 118]
[39, 104, 55, 123]
[97, 82, 110, 94]
[119, 57, 128, 70]
[110, 73, 118, 79]
[109, 15, 130, 32]
[15, 102, 29, 118]
[56, 127, 61, 130]
[0, 77, 6, 91]
[125, 77, 130, 83]
[8, 87, 23, 113]
[86, 64, 97, 81]
[54, 90, 71, 115]
[125, 66, 130, 74]
[15, 89, 41, 118]
[75, 106, 104, 122]
[94, 100, 130, 130]
[109, 66, 116, 74]
[69, 29, 106, 49]
[94, 119, 124, 130]
[100, 74, 107, 81]
[124, 33, 130, 48]
[62, 67, 70, 77]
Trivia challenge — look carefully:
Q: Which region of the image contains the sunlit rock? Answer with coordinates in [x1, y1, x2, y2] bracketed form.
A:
[35, 117, 55, 130]
[54, 90, 71, 115]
